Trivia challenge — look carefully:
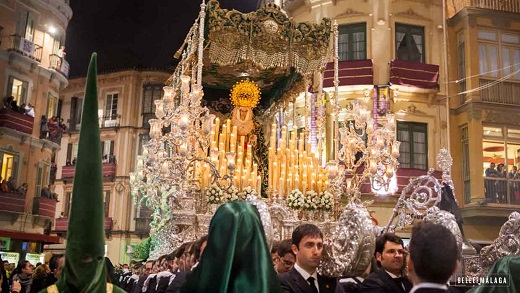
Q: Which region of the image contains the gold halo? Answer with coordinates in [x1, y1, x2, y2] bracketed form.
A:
[230, 79, 261, 108]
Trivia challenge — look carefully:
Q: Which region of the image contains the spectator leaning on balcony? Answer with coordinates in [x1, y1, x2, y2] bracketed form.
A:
[57, 46, 66, 70]
[3, 96, 19, 111]
[6, 176, 16, 191]
[16, 183, 28, 195]
[0, 179, 9, 192]
[40, 115, 49, 139]
[25, 104, 35, 117]
[485, 163, 499, 202]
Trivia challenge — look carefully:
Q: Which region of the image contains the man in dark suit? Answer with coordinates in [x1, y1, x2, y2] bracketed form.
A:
[407, 222, 459, 293]
[280, 223, 342, 293]
[165, 235, 208, 293]
[131, 260, 154, 293]
[361, 233, 413, 293]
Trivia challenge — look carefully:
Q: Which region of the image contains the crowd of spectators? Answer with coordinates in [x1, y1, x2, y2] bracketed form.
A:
[0, 176, 28, 195]
[2, 96, 34, 117]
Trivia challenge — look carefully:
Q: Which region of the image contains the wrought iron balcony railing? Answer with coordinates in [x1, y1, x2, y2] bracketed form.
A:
[49, 54, 70, 77]
[99, 114, 121, 128]
[7, 35, 43, 62]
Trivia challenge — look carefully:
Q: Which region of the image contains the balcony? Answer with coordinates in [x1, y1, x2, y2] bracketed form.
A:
[0, 192, 26, 214]
[61, 162, 117, 181]
[390, 60, 440, 91]
[55, 217, 113, 234]
[451, 0, 520, 15]
[323, 60, 374, 89]
[99, 115, 121, 128]
[483, 176, 520, 205]
[7, 35, 43, 62]
[32, 197, 57, 218]
[360, 168, 442, 195]
[0, 108, 34, 135]
[49, 54, 70, 78]
[40, 117, 64, 145]
[479, 79, 520, 105]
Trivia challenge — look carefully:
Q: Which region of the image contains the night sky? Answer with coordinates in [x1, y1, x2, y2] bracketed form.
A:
[65, 0, 259, 77]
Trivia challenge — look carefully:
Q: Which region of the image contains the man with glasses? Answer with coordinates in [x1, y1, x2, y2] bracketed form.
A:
[361, 233, 412, 293]
[275, 239, 296, 274]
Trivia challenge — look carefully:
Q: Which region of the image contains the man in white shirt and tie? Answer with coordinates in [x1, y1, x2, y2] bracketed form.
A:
[279, 224, 342, 293]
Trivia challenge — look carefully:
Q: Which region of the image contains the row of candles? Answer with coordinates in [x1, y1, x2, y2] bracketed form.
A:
[198, 117, 261, 193]
[268, 124, 329, 197]
[196, 117, 330, 197]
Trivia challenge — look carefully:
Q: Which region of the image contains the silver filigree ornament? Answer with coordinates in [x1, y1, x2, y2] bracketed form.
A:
[480, 211, 520, 269]
[385, 168, 442, 233]
[247, 196, 274, 249]
[319, 203, 375, 277]
[424, 207, 463, 257]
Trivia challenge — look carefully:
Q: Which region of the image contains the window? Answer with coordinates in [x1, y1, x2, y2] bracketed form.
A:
[338, 23, 366, 61]
[142, 84, 164, 128]
[46, 93, 58, 118]
[395, 23, 425, 63]
[138, 134, 150, 155]
[7, 76, 29, 106]
[104, 93, 118, 120]
[397, 121, 428, 169]
[16, 10, 35, 41]
[52, 36, 62, 55]
[35, 162, 50, 197]
[64, 192, 72, 217]
[0, 152, 19, 185]
[104, 190, 110, 217]
[483, 125, 520, 204]
[478, 30, 520, 80]
[66, 143, 79, 164]
[461, 125, 471, 203]
[70, 97, 83, 131]
[458, 31, 467, 104]
[101, 140, 114, 161]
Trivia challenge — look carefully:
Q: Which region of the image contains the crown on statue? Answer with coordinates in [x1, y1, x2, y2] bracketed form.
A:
[230, 79, 261, 108]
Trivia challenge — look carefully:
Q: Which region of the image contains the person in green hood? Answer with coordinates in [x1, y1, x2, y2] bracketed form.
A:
[180, 201, 282, 293]
[40, 53, 124, 293]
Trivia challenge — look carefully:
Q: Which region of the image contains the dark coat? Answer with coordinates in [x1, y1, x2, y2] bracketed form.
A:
[279, 267, 342, 293]
[165, 271, 191, 293]
[360, 268, 412, 293]
[131, 275, 148, 293]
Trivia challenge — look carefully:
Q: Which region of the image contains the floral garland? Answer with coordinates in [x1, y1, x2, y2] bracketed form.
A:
[206, 185, 259, 204]
[286, 189, 334, 211]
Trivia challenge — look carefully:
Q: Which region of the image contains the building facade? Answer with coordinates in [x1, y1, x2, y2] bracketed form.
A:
[0, 0, 71, 263]
[49, 69, 170, 264]
[279, 0, 451, 235]
[446, 1, 520, 241]
[280, 0, 519, 242]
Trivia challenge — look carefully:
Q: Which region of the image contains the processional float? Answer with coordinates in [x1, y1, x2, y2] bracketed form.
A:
[130, 0, 519, 279]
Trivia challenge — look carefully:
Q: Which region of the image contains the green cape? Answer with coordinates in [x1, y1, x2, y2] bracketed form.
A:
[41, 54, 124, 293]
[468, 256, 520, 293]
[180, 201, 281, 293]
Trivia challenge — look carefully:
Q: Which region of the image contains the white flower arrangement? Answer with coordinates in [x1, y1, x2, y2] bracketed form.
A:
[241, 186, 258, 199]
[319, 190, 334, 211]
[287, 189, 304, 210]
[224, 186, 243, 202]
[303, 190, 319, 211]
[206, 184, 223, 204]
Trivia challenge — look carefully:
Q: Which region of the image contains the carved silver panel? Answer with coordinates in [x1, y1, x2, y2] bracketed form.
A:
[319, 203, 375, 277]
